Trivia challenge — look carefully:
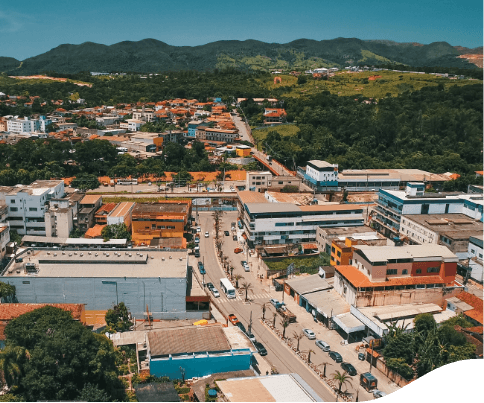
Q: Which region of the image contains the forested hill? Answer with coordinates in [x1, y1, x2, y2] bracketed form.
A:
[3, 38, 482, 75]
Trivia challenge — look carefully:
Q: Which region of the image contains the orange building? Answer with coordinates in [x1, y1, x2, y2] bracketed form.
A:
[131, 201, 192, 246]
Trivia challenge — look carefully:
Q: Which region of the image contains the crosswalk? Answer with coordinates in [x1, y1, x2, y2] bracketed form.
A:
[215, 292, 272, 304]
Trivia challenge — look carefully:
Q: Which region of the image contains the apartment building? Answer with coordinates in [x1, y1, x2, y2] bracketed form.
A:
[316, 226, 387, 254]
[1, 180, 65, 236]
[0, 223, 10, 260]
[132, 106, 155, 122]
[238, 191, 364, 246]
[77, 195, 102, 232]
[195, 126, 239, 142]
[44, 199, 74, 238]
[334, 244, 462, 308]
[373, 183, 484, 238]
[246, 171, 301, 192]
[7, 117, 41, 133]
[131, 201, 191, 247]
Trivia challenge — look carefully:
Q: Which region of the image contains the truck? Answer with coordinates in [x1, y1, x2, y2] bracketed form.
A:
[276, 302, 296, 323]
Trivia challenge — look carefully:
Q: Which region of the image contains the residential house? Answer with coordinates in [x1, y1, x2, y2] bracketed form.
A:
[77, 195, 102, 232]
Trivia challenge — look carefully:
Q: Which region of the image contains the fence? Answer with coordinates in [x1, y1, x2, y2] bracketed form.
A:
[374, 357, 413, 388]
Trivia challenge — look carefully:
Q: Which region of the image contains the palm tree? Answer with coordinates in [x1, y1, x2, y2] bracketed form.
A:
[331, 370, 353, 394]
[292, 331, 304, 351]
[240, 282, 253, 301]
[229, 267, 234, 279]
[280, 318, 291, 339]
[272, 311, 278, 328]
[315, 361, 331, 378]
[234, 274, 244, 288]
[302, 349, 316, 364]
[259, 301, 271, 320]
[0, 345, 28, 387]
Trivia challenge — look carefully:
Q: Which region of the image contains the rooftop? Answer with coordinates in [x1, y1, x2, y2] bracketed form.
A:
[307, 160, 336, 169]
[80, 195, 102, 205]
[109, 201, 135, 218]
[238, 191, 270, 205]
[303, 288, 350, 317]
[3, 249, 187, 278]
[354, 244, 458, 263]
[148, 324, 230, 356]
[403, 214, 483, 238]
[286, 274, 332, 295]
[454, 291, 483, 325]
[132, 202, 190, 216]
[340, 168, 449, 182]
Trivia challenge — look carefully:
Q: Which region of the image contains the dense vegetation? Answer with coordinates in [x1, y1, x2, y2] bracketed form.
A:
[1, 38, 480, 75]
[243, 83, 483, 181]
[1, 306, 126, 401]
[382, 313, 476, 380]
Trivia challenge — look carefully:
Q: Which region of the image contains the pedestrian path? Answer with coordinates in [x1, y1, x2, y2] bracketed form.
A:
[215, 292, 272, 304]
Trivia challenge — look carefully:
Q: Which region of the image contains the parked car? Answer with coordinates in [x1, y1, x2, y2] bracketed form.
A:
[194, 237, 200, 244]
[253, 341, 267, 356]
[315, 340, 330, 352]
[196, 227, 201, 232]
[236, 322, 246, 334]
[270, 298, 280, 308]
[204, 231, 210, 238]
[224, 230, 230, 236]
[197, 261, 206, 275]
[373, 390, 387, 399]
[329, 351, 343, 363]
[358, 352, 366, 361]
[233, 235, 237, 241]
[303, 328, 316, 340]
[194, 250, 200, 258]
[341, 362, 357, 376]
[234, 248, 243, 253]
[246, 332, 256, 342]
[211, 287, 220, 298]
[228, 314, 239, 325]
[206, 282, 214, 290]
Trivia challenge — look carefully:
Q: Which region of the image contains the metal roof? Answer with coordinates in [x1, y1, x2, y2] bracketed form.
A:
[286, 274, 332, 295]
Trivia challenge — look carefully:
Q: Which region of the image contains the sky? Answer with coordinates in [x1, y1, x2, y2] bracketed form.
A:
[1, 0, 482, 60]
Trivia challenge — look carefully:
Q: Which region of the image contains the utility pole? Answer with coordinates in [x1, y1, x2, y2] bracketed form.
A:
[282, 278, 285, 302]
[248, 311, 253, 334]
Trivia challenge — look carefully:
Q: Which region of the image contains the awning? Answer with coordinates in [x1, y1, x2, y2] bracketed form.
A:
[333, 313, 365, 334]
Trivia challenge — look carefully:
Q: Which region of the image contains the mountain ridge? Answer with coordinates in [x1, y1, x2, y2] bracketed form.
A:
[2, 38, 482, 75]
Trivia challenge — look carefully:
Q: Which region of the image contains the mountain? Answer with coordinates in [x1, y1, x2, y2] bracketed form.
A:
[0, 56, 21, 72]
[3, 38, 481, 75]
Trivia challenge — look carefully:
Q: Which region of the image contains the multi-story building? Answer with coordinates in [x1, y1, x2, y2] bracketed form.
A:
[400, 213, 483, 257]
[468, 235, 483, 282]
[94, 203, 118, 225]
[373, 183, 484, 238]
[130, 132, 164, 151]
[7, 117, 41, 133]
[263, 108, 286, 124]
[106, 202, 135, 230]
[44, 198, 74, 238]
[330, 236, 388, 266]
[77, 195, 102, 233]
[195, 126, 238, 143]
[126, 119, 144, 132]
[131, 201, 191, 247]
[132, 106, 155, 122]
[246, 171, 301, 192]
[316, 226, 388, 254]
[1, 180, 65, 236]
[238, 191, 364, 246]
[303, 160, 339, 190]
[334, 244, 462, 308]
[0, 223, 10, 260]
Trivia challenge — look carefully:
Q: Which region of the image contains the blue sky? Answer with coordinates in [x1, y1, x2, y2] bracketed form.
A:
[1, 0, 482, 60]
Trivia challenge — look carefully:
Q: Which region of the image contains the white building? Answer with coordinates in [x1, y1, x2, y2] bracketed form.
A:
[7, 117, 40, 133]
[126, 119, 144, 131]
[468, 235, 483, 282]
[303, 160, 339, 189]
[246, 171, 273, 192]
[0, 222, 10, 260]
[2, 180, 65, 236]
[44, 198, 74, 238]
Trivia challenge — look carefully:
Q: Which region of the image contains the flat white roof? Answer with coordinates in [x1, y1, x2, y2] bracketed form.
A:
[355, 244, 458, 262]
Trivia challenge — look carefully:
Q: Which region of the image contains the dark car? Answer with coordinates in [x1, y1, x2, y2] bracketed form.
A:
[206, 282, 214, 290]
[236, 322, 246, 334]
[253, 341, 267, 356]
[341, 362, 357, 376]
[197, 261, 206, 275]
[194, 250, 200, 258]
[233, 235, 237, 241]
[224, 230, 230, 236]
[358, 352, 366, 361]
[329, 351, 343, 363]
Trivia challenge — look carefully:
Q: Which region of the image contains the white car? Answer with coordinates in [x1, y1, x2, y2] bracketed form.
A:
[303, 328, 316, 340]
[196, 227, 201, 233]
[205, 231, 210, 238]
[373, 390, 387, 399]
[211, 287, 220, 298]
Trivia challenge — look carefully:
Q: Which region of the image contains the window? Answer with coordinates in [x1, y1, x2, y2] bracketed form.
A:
[471, 249, 476, 254]
[10, 207, 18, 212]
[427, 267, 440, 273]
[10, 200, 15, 204]
[29, 207, 37, 211]
[402, 269, 408, 275]
[331, 246, 335, 253]
[337, 251, 341, 258]
[416, 269, 422, 274]
[421, 204, 429, 214]
[445, 203, 449, 214]
[386, 269, 397, 275]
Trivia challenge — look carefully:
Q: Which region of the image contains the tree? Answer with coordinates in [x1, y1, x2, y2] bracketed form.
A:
[8, 230, 22, 246]
[234, 274, 244, 288]
[105, 302, 133, 333]
[78, 383, 110, 402]
[272, 312, 278, 328]
[0, 345, 27, 388]
[70, 173, 100, 191]
[101, 223, 131, 241]
[240, 282, 253, 302]
[316, 361, 331, 378]
[280, 185, 299, 193]
[0, 281, 16, 303]
[259, 301, 271, 321]
[414, 313, 437, 335]
[292, 331, 304, 351]
[3, 306, 125, 401]
[385, 357, 414, 380]
[281, 318, 290, 339]
[297, 75, 308, 85]
[331, 370, 353, 394]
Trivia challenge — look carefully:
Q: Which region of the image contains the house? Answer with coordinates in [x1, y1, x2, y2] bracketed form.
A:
[126, 119, 144, 131]
[316, 226, 388, 255]
[263, 108, 286, 125]
[77, 195, 102, 232]
[446, 291, 483, 327]
[329, 236, 388, 266]
[246, 172, 301, 193]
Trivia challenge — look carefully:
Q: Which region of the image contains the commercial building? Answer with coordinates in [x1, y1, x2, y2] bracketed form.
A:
[303, 160, 339, 190]
[131, 201, 191, 247]
[400, 213, 483, 257]
[77, 195, 103, 232]
[333, 244, 462, 308]
[330, 236, 389, 266]
[107, 202, 135, 229]
[0, 248, 207, 320]
[238, 191, 364, 246]
[148, 325, 252, 380]
[246, 172, 301, 193]
[195, 126, 239, 143]
[316, 226, 388, 255]
[373, 183, 484, 238]
[217, 373, 323, 402]
[1, 180, 65, 236]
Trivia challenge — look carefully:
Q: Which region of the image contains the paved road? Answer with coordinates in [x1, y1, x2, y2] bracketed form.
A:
[193, 211, 336, 401]
[231, 113, 254, 143]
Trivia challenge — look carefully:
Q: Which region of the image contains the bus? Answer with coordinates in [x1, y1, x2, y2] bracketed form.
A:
[117, 178, 138, 185]
[220, 278, 236, 299]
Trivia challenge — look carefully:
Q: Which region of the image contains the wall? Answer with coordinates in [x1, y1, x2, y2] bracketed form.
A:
[374, 357, 412, 388]
[149, 350, 252, 380]
[354, 288, 445, 307]
[3, 276, 194, 319]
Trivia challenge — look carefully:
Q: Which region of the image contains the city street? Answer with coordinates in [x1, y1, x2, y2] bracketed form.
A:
[192, 210, 401, 401]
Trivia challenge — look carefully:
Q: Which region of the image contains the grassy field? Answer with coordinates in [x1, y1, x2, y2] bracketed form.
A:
[252, 124, 300, 143]
[259, 70, 482, 99]
[264, 253, 329, 273]
[0, 75, 92, 87]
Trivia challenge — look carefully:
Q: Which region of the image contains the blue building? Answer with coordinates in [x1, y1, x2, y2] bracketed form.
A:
[187, 121, 203, 138]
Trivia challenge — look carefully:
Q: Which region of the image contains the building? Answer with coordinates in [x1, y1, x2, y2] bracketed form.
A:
[263, 108, 287, 125]
[238, 191, 364, 247]
[0, 223, 10, 260]
[94, 203, 118, 225]
[131, 201, 191, 247]
[330, 236, 388, 266]
[130, 132, 164, 151]
[125, 119, 144, 131]
[195, 126, 239, 143]
[246, 172, 301, 193]
[446, 291, 483, 327]
[303, 160, 339, 190]
[2, 180, 65, 236]
[217, 373, 323, 402]
[400, 214, 483, 257]
[132, 106, 155, 122]
[148, 325, 252, 380]
[235, 145, 251, 157]
[333, 244, 462, 308]
[77, 195, 103, 232]
[44, 198, 74, 238]
[374, 183, 484, 238]
[0, 248, 206, 320]
[467, 235, 483, 282]
[316, 226, 388, 255]
[6, 117, 41, 133]
[107, 202, 135, 229]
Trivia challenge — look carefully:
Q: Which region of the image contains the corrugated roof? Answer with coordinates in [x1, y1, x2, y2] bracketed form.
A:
[148, 325, 230, 356]
[286, 274, 332, 295]
[455, 291, 483, 325]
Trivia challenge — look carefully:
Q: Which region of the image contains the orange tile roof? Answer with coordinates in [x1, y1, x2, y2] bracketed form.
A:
[302, 243, 318, 250]
[335, 265, 446, 288]
[95, 203, 117, 216]
[84, 224, 106, 238]
[455, 291, 483, 325]
[465, 326, 483, 334]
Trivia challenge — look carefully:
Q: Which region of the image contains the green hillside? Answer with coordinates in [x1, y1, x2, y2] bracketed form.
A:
[0, 56, 20, 72]
[3, 38, 480, 75]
